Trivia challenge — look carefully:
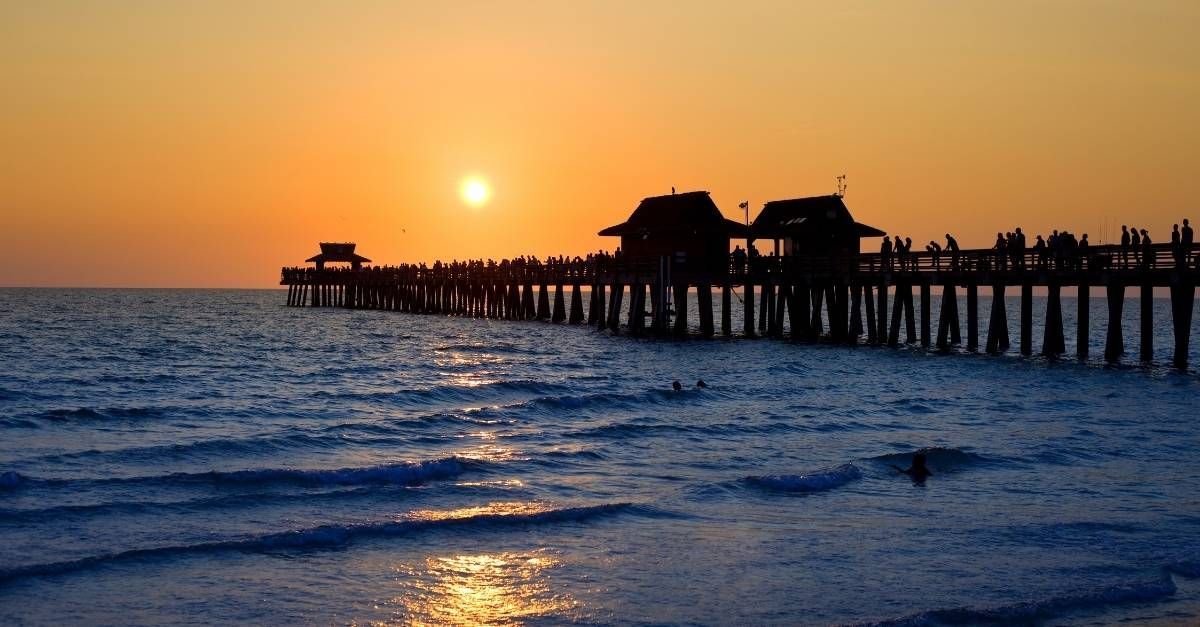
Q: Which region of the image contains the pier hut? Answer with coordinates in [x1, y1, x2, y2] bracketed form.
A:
[598, 190, 750, 275]
[750, 195, 885, 257]
[306, 243, 371, 270]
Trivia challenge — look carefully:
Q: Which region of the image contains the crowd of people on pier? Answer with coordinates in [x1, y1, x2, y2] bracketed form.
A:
[873, 219, 1196, 273]
[284, 218, 1196, 284]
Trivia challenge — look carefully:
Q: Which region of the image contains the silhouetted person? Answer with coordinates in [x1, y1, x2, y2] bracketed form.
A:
[1130, 227, 1141, 267]
[1141, 229, 1153, 268]
[672, 380, 682, 392]
[945, 234, 960, 270]
[993, 232, 1007, 270]
[1079, 233, 1089, 269]
[695, 380, 707, 389]
[1120, 225, 1131, 267]
[926, 241, 942, 270]
[891, 452, 933, 483]
[881, 236, 893, 270]
[1172, 224, 1183, 267]
[1183, 218, 1194, 266]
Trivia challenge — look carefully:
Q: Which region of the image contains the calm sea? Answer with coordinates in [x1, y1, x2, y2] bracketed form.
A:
[1, 288, 1199, 625]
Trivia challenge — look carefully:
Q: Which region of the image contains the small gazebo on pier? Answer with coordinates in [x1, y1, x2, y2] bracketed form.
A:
[306, 243, 371, 270]
[750, 194, 885, 257]
[598, 190, 751, 274]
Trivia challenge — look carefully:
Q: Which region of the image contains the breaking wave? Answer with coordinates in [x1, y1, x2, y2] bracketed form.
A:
[745, 464, 863, 493]
[855, 576, 1177, 626]
[0, 502, 653, 585]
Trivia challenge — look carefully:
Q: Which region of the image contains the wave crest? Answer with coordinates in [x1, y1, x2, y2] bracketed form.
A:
[0, 502, 652, 585]
[745, 464, 863, 493]
[855, 576, 1176, 626]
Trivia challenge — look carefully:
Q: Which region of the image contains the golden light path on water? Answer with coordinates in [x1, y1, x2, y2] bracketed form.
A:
[387, 549, 577, 626]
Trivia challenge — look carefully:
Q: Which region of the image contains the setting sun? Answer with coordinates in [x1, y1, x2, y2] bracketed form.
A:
[461, 177, 490, 208]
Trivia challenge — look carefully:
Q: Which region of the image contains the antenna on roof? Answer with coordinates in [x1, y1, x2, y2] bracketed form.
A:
[738, 201, 750, 226]
[836, 174, 848, 198]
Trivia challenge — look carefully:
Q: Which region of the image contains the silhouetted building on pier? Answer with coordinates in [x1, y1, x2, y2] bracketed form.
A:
[598, 190, 751, 274]
[751, 194, 885, 257]
[306, 243, 371, 270]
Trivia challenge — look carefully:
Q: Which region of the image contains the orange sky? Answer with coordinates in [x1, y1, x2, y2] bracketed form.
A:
[2, 1, 1197, 287]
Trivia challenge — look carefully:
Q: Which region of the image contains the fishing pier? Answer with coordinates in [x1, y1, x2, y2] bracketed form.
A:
[281, 193, 1199, 370]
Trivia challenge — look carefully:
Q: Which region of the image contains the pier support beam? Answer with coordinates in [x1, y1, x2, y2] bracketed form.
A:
[1140, 283, 1153, 362]
[966, 284, 978, 352]
[1105, 282, 1124, 362]
[1170, 279, 1195, 370]
[1043, 282, 1065, 357]
[986, 284, 1009, 354]
[811, 286, 825, 339]
[698, 284, 715, 338]
[1020, 284, 1033, 356]
[791, 282, 809, 341]
[607, 282, 624, 333]
[552, 284, 566, 323]
[1077, 282, 1089, 360]
[920, 284, 931, 348]
[537, 284, 551, 320]
[849, 285, 863, 341]
[569, 284, 584, 324]
[673, 283, 689, 337]
[876, 281, 888, 343]
[937, 284, 960, 350]
[628, 283, 645, 335]
[593, 283, 606, 329]
[772, 283, 788, 337]
[903, 284, 917, 344]
[721, 283, 732, 337]
[864, 285, 878, 345]
[743, 283, 756, 338]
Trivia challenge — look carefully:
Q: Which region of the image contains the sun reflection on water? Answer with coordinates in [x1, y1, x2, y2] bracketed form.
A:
[387, 550, 577, 626]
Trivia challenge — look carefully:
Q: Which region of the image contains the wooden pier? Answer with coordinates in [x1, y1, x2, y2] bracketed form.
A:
[282, 242, 1199, 370]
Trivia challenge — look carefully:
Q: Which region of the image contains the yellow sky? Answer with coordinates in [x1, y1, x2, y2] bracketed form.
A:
[2, 1, 1197, 287]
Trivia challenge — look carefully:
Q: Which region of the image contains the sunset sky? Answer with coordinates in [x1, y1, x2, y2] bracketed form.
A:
[2, 1, 1197, 287]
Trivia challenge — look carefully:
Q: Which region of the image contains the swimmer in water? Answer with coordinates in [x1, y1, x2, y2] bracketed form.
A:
[695, 380, 707, 389]
[891, 452, 933, 482]
[672, 380, 682, 392]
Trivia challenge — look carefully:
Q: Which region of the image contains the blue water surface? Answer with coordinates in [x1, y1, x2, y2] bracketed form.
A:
[1, 288, 1198, 625]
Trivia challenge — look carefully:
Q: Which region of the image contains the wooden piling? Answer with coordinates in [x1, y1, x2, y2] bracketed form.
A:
[1140, 282, 1153, 362]
[1077, 282, 1089, 359]
[876, 280, 888, 343]
[1020, 283, 1033, 356]
[673, 283, 689, 337]
[849, 285, 863, 340]
[607, 281, 624, 333]
[743, 282, 756, 338]
[902, 284, 916, 344]
[569, 284, 584, 324]
[1170, 279, 1194, 369]
[986, 284, 1008, 354]
[628, 282, 645, 335]
[920, 284, 931, 348]
[864, 284, 878, 344]
[552, 284, 566, 322]
[966, 283, 978, 352]
[1105, 282, 1124, 362]
[721, 283, 732, 337]
[1043, 282, 1064, 357]
[698, 284, 715, 338]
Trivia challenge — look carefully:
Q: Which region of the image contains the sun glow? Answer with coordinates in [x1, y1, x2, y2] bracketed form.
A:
[460, 177, 490, 208]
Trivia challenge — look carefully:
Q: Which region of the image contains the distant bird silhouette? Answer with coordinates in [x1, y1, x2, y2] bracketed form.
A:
[671, 186, 676, 194]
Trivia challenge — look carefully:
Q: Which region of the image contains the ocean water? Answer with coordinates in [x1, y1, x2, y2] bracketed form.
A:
[1, 287, 1199, 626]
